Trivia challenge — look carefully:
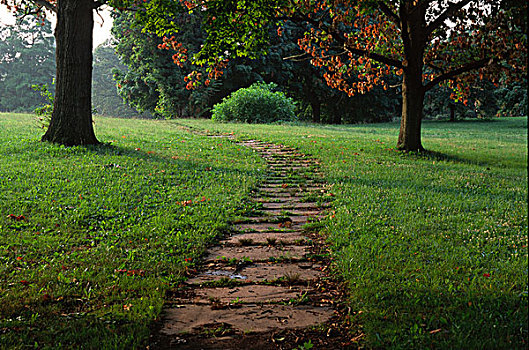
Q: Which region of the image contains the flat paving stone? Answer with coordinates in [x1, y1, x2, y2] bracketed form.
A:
[205, 245, 308, 262]
[254, 191, 304, 198]
[253, 196, 305, 203]
[160, 304, 334, 335]
[223, 231, 307, 245]
[261, 202, 320, 210]
[235, 222, 296, 232]
[189, 285, 305, 304]
[187, 262, 322, 284]
[242, 216, 308, 225]
[265, 209, 323, 217]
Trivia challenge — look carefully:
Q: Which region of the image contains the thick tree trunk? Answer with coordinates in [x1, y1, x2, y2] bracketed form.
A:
[397, 3, 426, 152]
[42, 0, 98, 146]
[397, 70, 425, 151]
[449, 103, 456, 122]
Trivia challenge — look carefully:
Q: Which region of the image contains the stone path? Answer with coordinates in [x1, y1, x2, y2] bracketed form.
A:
[152, 139, 348, 349]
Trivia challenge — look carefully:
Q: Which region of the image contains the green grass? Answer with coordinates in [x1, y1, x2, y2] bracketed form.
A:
[179, 117, 528, 349]
[0, 113, 265, 348]
[1, 113, 527, 348]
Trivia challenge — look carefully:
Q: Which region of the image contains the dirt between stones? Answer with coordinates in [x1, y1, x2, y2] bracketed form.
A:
[151, 139, 352, 349]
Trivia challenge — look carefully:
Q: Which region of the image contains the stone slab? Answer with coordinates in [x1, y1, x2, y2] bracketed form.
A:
[223, 231, 307, 245]
[242, 216, 308, 225]
[187, 262, 322, 284]
[261, 202, 320, 210]
[189, 285, 305, 304]
[205, 245, 308, 262]
[254, 196, 304, 203]
[160, 304, 333, 335]
[235, 222, 295, 232]
[265, 209, 322, 217]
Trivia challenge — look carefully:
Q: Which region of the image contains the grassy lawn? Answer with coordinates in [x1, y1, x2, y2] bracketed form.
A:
[1, 113, 527, 348]
[0, 113, 265, 348]
[179, 117, 528, 348]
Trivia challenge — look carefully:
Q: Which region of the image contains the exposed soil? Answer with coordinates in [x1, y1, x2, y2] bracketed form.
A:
[150, 138, 357, 349]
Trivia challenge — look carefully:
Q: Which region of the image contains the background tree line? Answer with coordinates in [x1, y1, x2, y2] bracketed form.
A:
[0, 11, 526, 123]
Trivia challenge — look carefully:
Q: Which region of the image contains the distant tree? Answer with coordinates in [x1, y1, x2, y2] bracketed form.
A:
[495, 82, 528, 117]
[424, 80, 501, 121]
[92, 41, 144, 118]
[0, 16, 55, 112]
[113, 10, 207, 118]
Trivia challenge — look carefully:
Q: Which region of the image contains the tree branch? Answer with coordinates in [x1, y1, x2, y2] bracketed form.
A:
[423, 57, 491, 91]
[343, 43, 403, 68]
[282, 9, 403, 68]
[283, 52, 312, 61]
[93, 1, 104, 10]
[30, 0, 56, 13]
[425, 0, 473, 37]
[377, 1, 400, 28]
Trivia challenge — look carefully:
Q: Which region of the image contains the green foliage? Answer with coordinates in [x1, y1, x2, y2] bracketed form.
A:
[0, 16, 55, 112]
[113, 10, 207, 118]
[31, 82, 53, 130]
[115, 9, 398, 123]
[425, 81, 501, 121]
[495, 82, 528, 117]
[92, 42, 144, 118]
[211, 83, 297, 124]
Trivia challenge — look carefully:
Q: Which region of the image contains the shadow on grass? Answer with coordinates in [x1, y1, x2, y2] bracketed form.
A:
[351, 278, 527, 348]
[405, 149, 489, 167]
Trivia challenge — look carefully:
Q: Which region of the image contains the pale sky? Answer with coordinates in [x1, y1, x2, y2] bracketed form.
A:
[0, 5, 113, 48]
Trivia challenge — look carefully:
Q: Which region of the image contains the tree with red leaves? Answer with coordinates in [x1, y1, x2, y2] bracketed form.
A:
[138, 0, 526, 151]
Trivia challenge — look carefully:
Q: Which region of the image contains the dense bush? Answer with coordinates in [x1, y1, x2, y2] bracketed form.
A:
[211, 83, 297, 123]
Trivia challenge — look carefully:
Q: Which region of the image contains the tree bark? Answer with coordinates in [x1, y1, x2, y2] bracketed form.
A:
[397, 69, 425, 151]
[397, 2, 426, 152]
[449, 103, 456, 122]
[41, 0, 99, 146]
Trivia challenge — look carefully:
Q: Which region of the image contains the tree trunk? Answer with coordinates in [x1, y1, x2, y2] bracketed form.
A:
[449, 103, 456, 122]
[311, 100, 321, 123]
[397, 3, 426, 152]
[42, 0, 98, 146]
[397, 70, 425, 151]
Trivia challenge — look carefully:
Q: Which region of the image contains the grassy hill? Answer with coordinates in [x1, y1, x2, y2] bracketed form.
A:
[1, 113, 527, 348]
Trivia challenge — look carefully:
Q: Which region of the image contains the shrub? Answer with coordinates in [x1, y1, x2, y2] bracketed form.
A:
[211, 82, 297, 123]
[32, 83, 54, 131]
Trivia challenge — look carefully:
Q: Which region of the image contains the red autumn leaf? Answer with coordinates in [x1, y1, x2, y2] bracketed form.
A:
[127, 269, 145, 276]
[8, 214, 26, 221]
